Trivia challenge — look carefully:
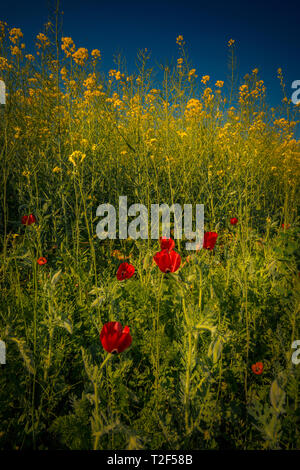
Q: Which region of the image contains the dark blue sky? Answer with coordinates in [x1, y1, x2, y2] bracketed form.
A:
[1, 0, 300, 110]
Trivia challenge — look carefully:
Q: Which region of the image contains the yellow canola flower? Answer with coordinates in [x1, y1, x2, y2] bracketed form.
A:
[91, 49, 101, 59]
[176, 35, 184, 45]
[72, 48, 88, 66]
[201, 75, 210, 85]
[53, 166, 62, 173]
[61, 37, 75, 57]
[69, 150, 86, 166]
[9, 28, 23, 44]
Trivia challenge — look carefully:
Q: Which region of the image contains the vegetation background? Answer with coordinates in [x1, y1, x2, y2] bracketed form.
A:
[0, 3, 299, 450]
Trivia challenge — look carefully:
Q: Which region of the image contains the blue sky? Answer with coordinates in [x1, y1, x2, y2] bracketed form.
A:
[1, 0, 300, 111]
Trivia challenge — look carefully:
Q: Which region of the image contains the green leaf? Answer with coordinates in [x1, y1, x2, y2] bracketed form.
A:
[208, 336, 223, 363]
[51, 269, 62, 286]
[270, 378, 285, 414]
[91, 296, 105, 307]
[10, 337, 35, 375]
[57, 318, 73, 334]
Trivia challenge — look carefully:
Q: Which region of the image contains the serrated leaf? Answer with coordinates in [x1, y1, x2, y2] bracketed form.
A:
[57, 318, 73, 334]
[208, 336, 223, 363]
[91, 296, 105, 307]
[195, 323, 216, 335]
[10, 337, 35, 374]
[51, 269, 62, 286]
[270, 379, 285, 414]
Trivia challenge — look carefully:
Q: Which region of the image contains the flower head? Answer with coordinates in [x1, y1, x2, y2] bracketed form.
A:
[203, 232, 218, 250]
[201, 75, 210, 85]
[230, 217, 238, 225]
[100, 321, 132, 354]
[153, 249, 181, 273]
[72, 47, 88, 66]
[21, 214, 36, 226]
[116, 262, 135, 281]
[68, 150, 86, 166]
[37, 257, 47, 265]
[176, 35, 184, 45]
[251, 362, 263, 375]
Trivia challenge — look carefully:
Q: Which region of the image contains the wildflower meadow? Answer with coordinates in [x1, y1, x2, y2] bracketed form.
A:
[0, 15, 300, 451]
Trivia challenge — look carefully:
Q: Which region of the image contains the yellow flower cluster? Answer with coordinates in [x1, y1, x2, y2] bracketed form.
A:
[203, 87, 214, 105]
[91, 49, 101, 60]
[185, 98, 203, 119]
[188, 69, 197, 81]
[9, 28, 23, 44]
[53, 166, 62, 173]
[36, 33, 50, 48]
[228, 39, 235, 47]
[72, 48, 88, 66]
[177, 58, 184, 68]
[109, 69, 124, 81]
[177, 131, 188, 138]
[239, 80, 266, 104]
[83, 73, 97, 89]
[0, 56, 12, 70]
[106, 92, 123, 108]
[10, 45, 21, 56]
[215, 80, 224, 88]
[61, 37, 75, 57]
[201, 75, 210, 85]
[176, 35, 184, 45]
[69, 150, 86, 166]
[0, 21, 7, 38]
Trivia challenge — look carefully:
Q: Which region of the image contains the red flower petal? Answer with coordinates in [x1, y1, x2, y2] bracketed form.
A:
[37, 257, 47, 265]
[251, 362, 264, 375]
[100, 321, 132, 354]
[21, 214, 36, 225]
[230, 217, 238, 225]
[159, 237, 175, 252]
[203, 232, 218, 250]
[153, 249, 181, 273]
[116, 262, 135, 281]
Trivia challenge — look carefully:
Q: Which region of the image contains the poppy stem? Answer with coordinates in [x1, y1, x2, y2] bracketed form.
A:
[93, 353, 113, 450]
[100, 353, 113, 370]
[154, 273, 164, 409]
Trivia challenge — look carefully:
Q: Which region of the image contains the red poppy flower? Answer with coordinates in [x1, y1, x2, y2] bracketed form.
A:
[281, 223, 290, 229]
[159, 236, 175, 252]
[230, 217, 238, 225]
[37, 257, 47, 265]
[203, 232, 218, 250]
[116, 262, 135, 281]
[153, 249, 181, 273]
[251, 362, 264, 375]
[21, 214, 36, 225]
[100, 321, 132, 354]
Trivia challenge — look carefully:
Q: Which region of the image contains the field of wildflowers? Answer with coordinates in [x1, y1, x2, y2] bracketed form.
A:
[0, 18, 300, 450]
